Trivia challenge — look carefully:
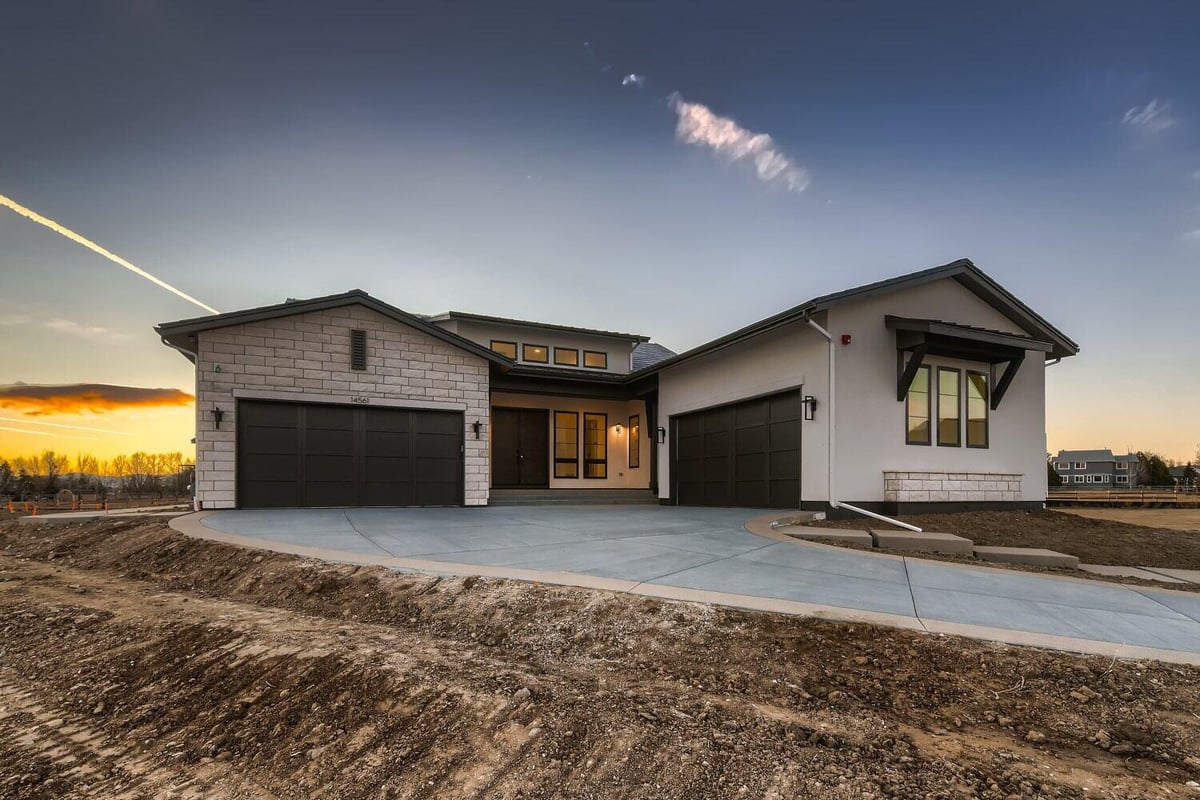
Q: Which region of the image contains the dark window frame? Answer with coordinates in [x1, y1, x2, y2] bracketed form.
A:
[522, 343, 549, 363]
[350, 329, 367, 371]
[966, 370, 990, 449]
[936, 367, 961, 448]
[554, 411, 579, 479]
[583, 412, 608, 479]
[628, 413, 640, 469]
[583, 350, 608, 370]
[490, 340, 518, 359]
[905, 365, 932, 446]
[553, 347, 579, 367]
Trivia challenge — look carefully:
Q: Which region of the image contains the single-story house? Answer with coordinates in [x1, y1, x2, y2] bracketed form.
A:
[156, 258, 1078, 513]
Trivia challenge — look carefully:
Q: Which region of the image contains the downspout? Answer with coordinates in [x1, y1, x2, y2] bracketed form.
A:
[804, 316, 922, 533]
[162, 338, 202, 511]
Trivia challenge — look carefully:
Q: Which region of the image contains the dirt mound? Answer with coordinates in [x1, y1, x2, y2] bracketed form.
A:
[1, 518, 1198, 798]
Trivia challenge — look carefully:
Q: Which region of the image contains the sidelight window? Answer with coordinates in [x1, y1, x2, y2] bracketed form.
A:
[554, 411, 579, 479]
[583, 413, 607, 478]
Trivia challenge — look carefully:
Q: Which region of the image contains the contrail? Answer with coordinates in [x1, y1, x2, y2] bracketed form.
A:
[0, 425, 51, 436]
[0, 193, 219, 314]
[0, 416, 135, 436]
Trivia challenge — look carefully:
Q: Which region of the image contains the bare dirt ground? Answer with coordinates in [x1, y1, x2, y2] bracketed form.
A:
[2, 518, 1199, 799]
[811, 510, 1200, 570]
[1056, 508, 1200, 535]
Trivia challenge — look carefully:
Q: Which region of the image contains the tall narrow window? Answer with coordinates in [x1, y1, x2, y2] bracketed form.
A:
[937, 367, 961, 447]
[905, 365, 931, 445]
[350, 329, 367, 371]
[967, 371, 989, 448]
[554, 411, 579, 478]
[628, 414, 640, 469]
[583, 413, 607, 478]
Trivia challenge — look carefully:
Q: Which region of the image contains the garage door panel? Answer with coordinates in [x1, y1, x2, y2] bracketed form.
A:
[673, 390, 800, 509]
[238, 401, 462, 508]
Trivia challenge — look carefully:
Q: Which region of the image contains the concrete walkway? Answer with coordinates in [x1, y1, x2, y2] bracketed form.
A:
[175, 505, 1200, 665]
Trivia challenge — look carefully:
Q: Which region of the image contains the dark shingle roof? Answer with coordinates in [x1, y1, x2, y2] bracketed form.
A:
[426, 311, 649, 342]
[631, 342, 677, 371]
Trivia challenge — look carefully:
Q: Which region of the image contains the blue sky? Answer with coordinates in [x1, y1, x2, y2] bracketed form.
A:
[1, 1, 1198, 460]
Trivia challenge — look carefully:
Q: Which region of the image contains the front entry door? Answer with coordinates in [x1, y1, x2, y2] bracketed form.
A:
[492, 408, 549, 488]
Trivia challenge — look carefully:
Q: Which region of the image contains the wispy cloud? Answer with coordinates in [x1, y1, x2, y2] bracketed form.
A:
[1122, 99, 1176, 133]
[44, 318, 130, 342]
[0, 313, 31, 326]
[0, 383, 194, 416]
[668, 93, 810, 192]
[1183, 229, 1200, 241]
[621, 73, 645, 88]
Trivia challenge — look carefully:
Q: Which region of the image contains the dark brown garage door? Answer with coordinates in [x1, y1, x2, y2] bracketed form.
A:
[671, 391, 801, 508]
[237, 401, 463, 508]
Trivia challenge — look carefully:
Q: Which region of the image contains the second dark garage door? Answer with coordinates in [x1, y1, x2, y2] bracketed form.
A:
[671, 391, 801, 508]
[237, 400, 463, 508]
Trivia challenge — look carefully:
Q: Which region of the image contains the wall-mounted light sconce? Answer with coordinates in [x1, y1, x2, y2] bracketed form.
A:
[656, 426, 666, 444]
[472, 419, 482, 439]
[614, 423, 623, 435]
[212, 405, 224, 429]
[802, 395, 818, 421]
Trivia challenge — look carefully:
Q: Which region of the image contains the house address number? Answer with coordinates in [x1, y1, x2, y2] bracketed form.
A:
[350, 395, 371, 405]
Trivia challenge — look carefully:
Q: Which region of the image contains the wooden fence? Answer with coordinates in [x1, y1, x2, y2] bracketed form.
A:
[1047, 488, 1200, 506]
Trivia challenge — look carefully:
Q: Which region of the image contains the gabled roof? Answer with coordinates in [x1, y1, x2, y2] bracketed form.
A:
[631, 259, 1079, 376]
[427, 310, 650, 342]
[155, 289, 515, 367]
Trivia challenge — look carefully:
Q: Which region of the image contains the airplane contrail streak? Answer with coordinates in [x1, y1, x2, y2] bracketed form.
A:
[0, 425, 51, 436]
[0, 193, 219, 314]
[0, 416, 136, 436]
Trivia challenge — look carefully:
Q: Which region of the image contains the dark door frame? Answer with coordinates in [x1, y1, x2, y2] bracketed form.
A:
[490, 406, 551, 489]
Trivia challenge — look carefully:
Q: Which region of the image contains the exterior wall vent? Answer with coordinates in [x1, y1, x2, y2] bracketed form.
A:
[350, 329, 367, 371]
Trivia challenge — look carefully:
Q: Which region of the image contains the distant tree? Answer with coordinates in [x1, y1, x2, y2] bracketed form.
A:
[37, 450, 69, 494]
[0, 460, 12, 496]
[1047, 461, 1064, 487]
[14, 468, 33, 499]
[74, 453, 99, 477]
[1137, 451, 1173, 487]
[1183, 462, 1199, 487]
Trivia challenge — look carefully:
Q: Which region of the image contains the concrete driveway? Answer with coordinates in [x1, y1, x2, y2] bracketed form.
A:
[178, 505, 1200, 664]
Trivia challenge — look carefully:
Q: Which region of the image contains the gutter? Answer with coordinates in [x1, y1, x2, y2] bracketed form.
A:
[161, 337, 202, 511]
[803, 316, 922, 533]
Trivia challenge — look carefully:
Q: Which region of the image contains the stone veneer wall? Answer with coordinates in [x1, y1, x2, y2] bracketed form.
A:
[194, 304, 490, 509]
[883, 471, 1022, 503]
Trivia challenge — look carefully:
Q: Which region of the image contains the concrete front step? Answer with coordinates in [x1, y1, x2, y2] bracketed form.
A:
[489, 490, 658, 507]
[973, 546, 1079, 569]
[785, 529, 874, 546]
[870, 529, 975, 555]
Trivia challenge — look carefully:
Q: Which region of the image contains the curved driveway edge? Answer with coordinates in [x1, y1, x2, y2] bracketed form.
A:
[171, 507, 1200, 666]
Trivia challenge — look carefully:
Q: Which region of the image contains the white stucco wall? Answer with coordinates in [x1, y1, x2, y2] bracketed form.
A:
[489, 391, 650, 489]
[193, 303, 490, 509]
[655, 277, 1052, 506]
[828, 279, 1047, 503]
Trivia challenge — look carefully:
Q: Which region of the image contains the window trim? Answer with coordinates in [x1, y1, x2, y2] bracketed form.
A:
[522, 343, 549, 364]
[936, 367, 961, 448]
[1116, 462, 1129, 470]
[628, 414, 640, 469]
[1073, 461, 1086, 469]
[350, 329, 367, 371]
[1116, 475, 1129, 484]
[490, 340, 518, 359]
[966, 369, 989, 449]
[1073, 475, 1085, 484]
[1055, 462, 1069, 471]
[583, 350, 608, 370]
[553, 347, 579, 367]
[905, 365, 932, 446]
[553, 411, 579, 479]
[583, 412, 608, 479]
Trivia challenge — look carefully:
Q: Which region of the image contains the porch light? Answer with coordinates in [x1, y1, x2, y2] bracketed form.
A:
[614, 423, 623, 435]
[212, 405, 224, 429]
[802, 395, 817, 421]
[656, 426, 666, 444]
[472, 419, 482, 439]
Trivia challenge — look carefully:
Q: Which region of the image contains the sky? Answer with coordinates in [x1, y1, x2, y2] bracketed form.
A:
[1, 0, 1199, 464]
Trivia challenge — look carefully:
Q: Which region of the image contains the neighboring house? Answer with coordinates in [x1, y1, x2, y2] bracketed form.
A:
[156, 258, 1078, 513]
[1051, 450, 1140, 489]
[1169, 465, 1198, 488]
